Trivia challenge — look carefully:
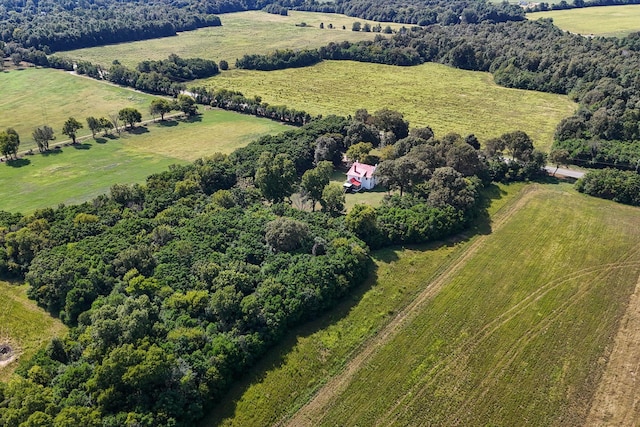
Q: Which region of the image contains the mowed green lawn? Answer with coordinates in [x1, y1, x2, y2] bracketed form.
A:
[0, 68, 157, 152]
[528, 5, 640, 37]
[0, 281, 67, 381]
[202, 61, 577, 151]
[61, 11, 406, 68]
[0, 110, 288, 213]
[204, 183, 640, 427]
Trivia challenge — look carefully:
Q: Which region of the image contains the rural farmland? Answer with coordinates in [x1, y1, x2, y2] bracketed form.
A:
[205, 183, 640, 426]
[201, 61, 577, 151]
[61, 11, 406, 68]
[0, 109, 288, 213]
[528, 5, 640, 37]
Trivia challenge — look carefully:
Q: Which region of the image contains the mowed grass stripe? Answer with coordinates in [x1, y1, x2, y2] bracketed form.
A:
[0, 282, 67, 381]
[61, 11, 407, 68]
[312, 185, 640, 427]
[528, 5, 640, 37]
[201, 61, 577, 151]
[1, 110, 289, 213]
[0, 68, 156, 152]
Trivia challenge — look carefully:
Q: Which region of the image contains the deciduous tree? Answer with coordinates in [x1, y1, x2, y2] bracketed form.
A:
[255, 152, 296, 203]
[32, 126, 54, 152]
[149, 99, 172, 121]
[118, 108, 142, 129]
[62, 117, 83, 144]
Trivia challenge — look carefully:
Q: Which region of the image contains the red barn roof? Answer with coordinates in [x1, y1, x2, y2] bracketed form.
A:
[347, 162, 376, 179]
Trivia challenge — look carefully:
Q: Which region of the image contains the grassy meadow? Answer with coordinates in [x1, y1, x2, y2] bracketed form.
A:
[204, 182, 640, 426]
[0, 281, 67, 381]
[0, 67, 157, 152]
[61, 11, 406, 68]
[528, 5, 640, 37]
[0, 110, 288, 213]
[201, 61, 577, 151]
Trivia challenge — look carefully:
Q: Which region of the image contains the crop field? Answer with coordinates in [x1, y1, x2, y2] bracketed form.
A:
[0, 110, 288, 213]
[204, 182, 640, 426]
[0, 282, 66, 381]
[528, 5, 640, 37]
[61, 11, 406, 68]
[201, 61, 577, 151]
[0, 68, 157, 152]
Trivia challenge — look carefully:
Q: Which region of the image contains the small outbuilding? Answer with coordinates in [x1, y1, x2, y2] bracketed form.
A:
[344, 162, 377, 192]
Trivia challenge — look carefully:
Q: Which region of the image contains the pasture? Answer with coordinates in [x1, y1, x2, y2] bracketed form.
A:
[0, 68, 157, 152]
[0, 281, 67, 381]
[201, 61, 577, 151]
[204, 182, 640, 426]
[528, 5, 640, 37]
[61, 11, 406, 68]
[0, 110, 288, 213]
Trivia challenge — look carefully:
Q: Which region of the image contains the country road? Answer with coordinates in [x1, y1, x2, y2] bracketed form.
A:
[544, 165, 585, 179]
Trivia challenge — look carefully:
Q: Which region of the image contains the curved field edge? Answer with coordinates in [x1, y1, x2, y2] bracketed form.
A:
[202, 182, 526, 426]
[60, 11, 408, 68]
[203, 183, 640, 426]
[0, 282, 67, 381]
[0, 109, 289, 213]
[200, 61, 577, 151]
[528, 5, 640, 37]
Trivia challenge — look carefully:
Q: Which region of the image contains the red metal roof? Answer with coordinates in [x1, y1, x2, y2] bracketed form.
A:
[349, 177, 361, 186]
[347, 162, 376, 179]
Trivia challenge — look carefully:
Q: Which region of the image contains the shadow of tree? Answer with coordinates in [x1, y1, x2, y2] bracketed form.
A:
[128, 126, 150, 135]
[158, 120, 179, 127]
[72, 143, 91, 150]
[5, 158, 30, 167]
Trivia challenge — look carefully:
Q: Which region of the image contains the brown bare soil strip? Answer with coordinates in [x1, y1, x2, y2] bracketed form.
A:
[279, 185, 541, 427]
[585, 272, 640, 427]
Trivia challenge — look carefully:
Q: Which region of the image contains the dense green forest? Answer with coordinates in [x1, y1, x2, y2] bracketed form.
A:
[236, 20, 640, 169]
[293, 0, 524, 25]
[0, 106, 548, 425]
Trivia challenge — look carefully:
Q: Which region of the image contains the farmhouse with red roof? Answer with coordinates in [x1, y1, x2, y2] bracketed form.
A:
[344, 161, 377, 192]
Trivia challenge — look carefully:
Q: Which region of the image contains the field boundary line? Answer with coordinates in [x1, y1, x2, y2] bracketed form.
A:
[584, 268, 640, 426]
[278, 184, 541, 427]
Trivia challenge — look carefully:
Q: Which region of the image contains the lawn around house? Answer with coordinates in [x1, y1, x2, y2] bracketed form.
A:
[204, 182, 640, 427]
[60, 11, 407, 68]
[200, 61, 577, 151]
[528, 5, 640, 37]
[0, 110, 289, 213]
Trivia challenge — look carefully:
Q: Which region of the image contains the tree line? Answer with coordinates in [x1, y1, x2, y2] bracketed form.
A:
[0, 0, 296, 53]
[292, 0, 525, 26]
[234, 19, 640, 171]
[0, 106, 550, 426]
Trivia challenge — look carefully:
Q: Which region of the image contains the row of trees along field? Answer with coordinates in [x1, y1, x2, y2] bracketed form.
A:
[525, 0, 640, 12]
[0, 107, 548, 426]
[0, 0, 525, 64]
[235, 19, 640, 171]
[0, 97, 199, 158]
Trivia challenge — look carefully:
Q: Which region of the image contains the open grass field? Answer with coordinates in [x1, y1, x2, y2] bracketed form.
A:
[0, 281, 67, 381]
[201, 61, 577, 151]
[528, 5, 640, 37]
[0, 110, 288, 213]
[61, 11, 406, 69]
[0, 68, 157, 152]
[204, 182, 640, 426]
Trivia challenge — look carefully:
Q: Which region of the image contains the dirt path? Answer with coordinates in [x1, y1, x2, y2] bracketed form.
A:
[584, 271, 640, 426]
[278, 185, 541, 427]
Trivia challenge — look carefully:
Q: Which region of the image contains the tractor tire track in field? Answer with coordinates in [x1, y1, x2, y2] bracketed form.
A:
[444, 261, 640, 426]
[380, 257, 640, 425]
[278, 185, 541, 427]
[585, 270, 640, 426]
